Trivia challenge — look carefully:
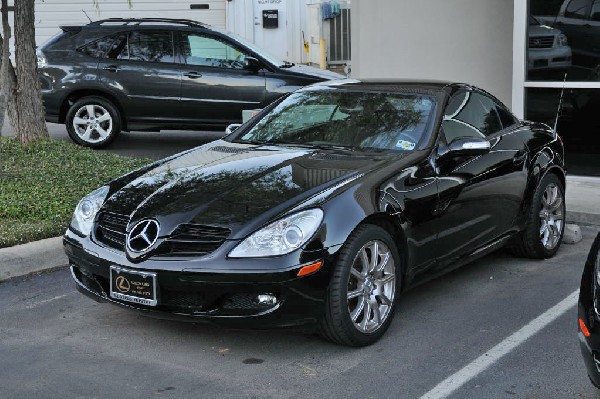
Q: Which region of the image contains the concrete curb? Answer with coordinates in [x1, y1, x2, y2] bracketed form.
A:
[0, 237, 67, 282]
[566, 211, 600, 228]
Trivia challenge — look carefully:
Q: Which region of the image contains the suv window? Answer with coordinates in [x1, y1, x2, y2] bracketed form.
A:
[78, 35, 120, 58]
[565, 0, 591, 19]
[110, 31, 175, 63]
[441, 90, 502, 142]
[180, 33, 248, 69]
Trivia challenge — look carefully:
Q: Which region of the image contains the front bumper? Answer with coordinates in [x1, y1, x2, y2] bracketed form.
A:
[579, 301, 600, 388]
[64, 230, 340, 329]
[527, 46, 572, 71]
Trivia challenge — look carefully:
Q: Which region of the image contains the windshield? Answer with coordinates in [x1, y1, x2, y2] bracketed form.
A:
[230, 89, 438, 152]
[223, 30, 286, 67]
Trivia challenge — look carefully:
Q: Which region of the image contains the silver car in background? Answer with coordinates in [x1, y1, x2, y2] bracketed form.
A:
[528, 15, 572, 71]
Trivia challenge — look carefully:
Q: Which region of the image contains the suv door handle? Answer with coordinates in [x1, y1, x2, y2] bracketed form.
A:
[184, 71, 203, 79]
[102, 65, 119, 72]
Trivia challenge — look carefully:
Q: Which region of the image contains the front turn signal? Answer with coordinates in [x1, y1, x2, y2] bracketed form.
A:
[297, 261, 323, 277]
[579, 317, 591, 337]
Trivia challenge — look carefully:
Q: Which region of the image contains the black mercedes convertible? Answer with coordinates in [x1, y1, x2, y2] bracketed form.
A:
[64, 79, 566, 346]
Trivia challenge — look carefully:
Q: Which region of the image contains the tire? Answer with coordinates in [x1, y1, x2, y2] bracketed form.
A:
[66, 96, 121, 148]
[319, 224, 401, 346]
[510, 173, 565, 259]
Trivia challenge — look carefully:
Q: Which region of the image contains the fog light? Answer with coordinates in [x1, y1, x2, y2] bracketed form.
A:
[256, 294, 278, 306]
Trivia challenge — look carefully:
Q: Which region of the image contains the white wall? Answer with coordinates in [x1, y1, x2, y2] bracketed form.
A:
[9, 0, 226, 48]
[352, 0, 514, 108]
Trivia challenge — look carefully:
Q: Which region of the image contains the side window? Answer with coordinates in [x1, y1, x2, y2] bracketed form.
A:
[110, 31, 175, 63]
[181, 33, 248, 69]
[78, 34, 119, 58]
[591, 0, 600, 20]
[495, 104, 519, 129]
[565, 0, 591, 19]
[441, 90, 502, 142]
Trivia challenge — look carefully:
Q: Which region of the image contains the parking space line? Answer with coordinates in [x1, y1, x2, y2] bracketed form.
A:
[419, 289, 579, 399]
[24, 293, 72, 309]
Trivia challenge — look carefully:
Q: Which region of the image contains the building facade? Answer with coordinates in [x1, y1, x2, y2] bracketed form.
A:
[352, 0, 599, 176]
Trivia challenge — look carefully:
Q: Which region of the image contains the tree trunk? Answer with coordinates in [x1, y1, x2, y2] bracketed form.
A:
[14, 0, 47, 143]
[0, 0, 18, 137]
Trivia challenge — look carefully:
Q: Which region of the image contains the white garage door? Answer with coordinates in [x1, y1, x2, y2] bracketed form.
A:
[7, 0, 226, 48]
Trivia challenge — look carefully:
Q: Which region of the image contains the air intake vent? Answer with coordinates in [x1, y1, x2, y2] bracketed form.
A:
[95, 212, 129, 250]
[156, 224, 231, 257]
[210, 146, 248, 154]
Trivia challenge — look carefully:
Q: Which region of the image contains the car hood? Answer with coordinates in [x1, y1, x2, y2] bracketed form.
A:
[101, 140, 393, 239]
[529, 24, 559, 36]
[283, 64, 345, 80]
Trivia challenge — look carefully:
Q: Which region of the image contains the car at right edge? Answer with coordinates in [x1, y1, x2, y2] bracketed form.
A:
[578, 231, 600, 387]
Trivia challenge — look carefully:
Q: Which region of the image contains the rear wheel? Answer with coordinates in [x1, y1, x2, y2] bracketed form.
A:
[66, 96, 121, 148]
[319, 224, 401, 346]
[510, 173, 565, 258]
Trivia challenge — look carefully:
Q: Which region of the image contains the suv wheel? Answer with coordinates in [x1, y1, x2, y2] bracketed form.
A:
[66, 96, 121, 148]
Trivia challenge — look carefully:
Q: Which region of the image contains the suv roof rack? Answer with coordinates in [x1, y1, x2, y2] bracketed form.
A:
[89, 18, 208, 28]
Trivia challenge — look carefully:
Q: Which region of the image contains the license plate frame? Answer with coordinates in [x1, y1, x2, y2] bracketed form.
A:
[109, 266, 157, 307]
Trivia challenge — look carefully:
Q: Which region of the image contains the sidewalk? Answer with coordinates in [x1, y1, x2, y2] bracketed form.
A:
[565, 175, 600, 226]
[0, 175, 598, 282]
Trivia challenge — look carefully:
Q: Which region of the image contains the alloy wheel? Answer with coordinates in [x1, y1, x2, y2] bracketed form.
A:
[72, 104, 113, 144]
[347, 239, 396, 333]
[539, 183, 564, 250]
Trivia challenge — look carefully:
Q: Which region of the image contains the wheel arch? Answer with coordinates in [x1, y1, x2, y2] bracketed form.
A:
[60, 90, 127, 130]
[352, 212, 410, 290]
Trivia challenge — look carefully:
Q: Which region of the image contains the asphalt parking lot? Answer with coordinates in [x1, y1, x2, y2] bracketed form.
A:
[1, 228, 598, 398]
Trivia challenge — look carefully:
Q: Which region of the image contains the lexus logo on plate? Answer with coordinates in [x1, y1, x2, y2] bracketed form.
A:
[126, 219, 160, 253]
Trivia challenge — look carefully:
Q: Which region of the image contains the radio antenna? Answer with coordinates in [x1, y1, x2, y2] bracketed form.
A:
[553, 72, 567, 135]
[82, 10, 92, 23]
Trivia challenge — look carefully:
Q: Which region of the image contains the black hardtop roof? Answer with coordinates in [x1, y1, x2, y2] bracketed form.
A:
[304, 78, 469, 93]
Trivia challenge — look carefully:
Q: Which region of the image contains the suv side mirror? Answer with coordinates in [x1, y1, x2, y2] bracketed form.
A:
[244, 56, 262, 71]
[440, 137, 491, 158]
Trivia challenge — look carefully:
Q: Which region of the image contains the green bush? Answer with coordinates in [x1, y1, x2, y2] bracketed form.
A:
[0, 137, 150, 248]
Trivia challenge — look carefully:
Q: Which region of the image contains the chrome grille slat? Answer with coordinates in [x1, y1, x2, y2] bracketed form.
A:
[156, 224, 231, 257]
[529, 36, 554, 49]
[95, 212, 129, 250]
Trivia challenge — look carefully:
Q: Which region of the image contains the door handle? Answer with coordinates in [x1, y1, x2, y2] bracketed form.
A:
[184, 71, 203, 79]
[102, 65, 119, 72]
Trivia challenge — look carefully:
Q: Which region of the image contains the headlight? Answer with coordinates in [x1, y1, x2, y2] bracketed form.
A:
[557, 33, 568, 47]
[36, 50, 47, 68]
[70, 186, 110, 236]
[229, 209, 324, 258]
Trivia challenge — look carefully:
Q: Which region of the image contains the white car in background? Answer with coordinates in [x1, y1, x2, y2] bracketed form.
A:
[528, 15, 572, 71]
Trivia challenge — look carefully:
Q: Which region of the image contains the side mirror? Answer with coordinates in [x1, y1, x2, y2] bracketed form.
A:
[244, 56, 261, 71]
[441, 137, 491, 158]
[225, 123, 242, 134]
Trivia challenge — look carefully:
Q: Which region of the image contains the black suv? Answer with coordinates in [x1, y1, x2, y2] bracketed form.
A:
[37, 18, 343, 148]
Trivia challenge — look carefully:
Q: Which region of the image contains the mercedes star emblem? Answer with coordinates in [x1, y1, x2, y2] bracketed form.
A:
[126, 219, 160, 253]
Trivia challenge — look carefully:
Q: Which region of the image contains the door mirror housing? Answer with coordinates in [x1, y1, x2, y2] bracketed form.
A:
[440, 137, 491, 158]
[244, 56, 262, 71]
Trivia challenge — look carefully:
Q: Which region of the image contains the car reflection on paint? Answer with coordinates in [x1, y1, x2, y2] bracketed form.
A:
[578, 232, 600, 386]
[64, 79, 566, 346]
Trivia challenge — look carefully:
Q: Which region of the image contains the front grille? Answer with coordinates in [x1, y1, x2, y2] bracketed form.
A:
[160, 288, 207, 311]
[529, 35, 554, 49]
[95, 212, 129, 250]
[156, 224, 231, 257]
